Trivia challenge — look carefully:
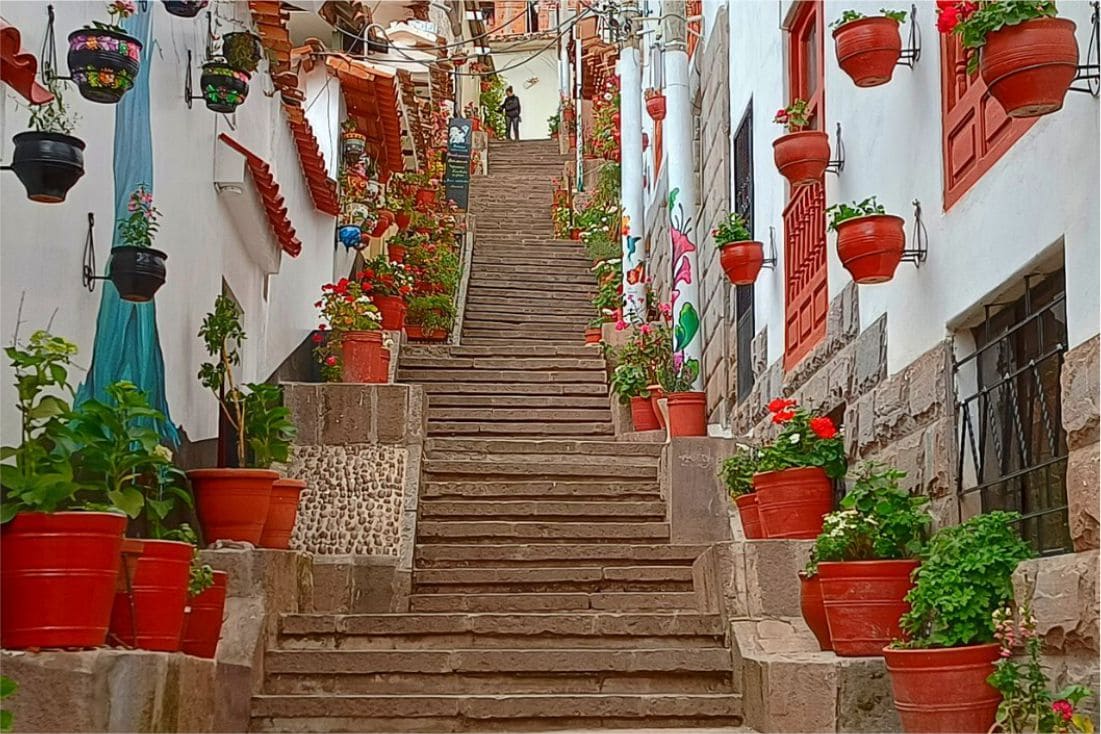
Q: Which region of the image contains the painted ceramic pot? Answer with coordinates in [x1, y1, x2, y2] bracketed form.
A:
[67, 27, 143, 104]
[338, 225, 362, 249]
[163, 0, 209, 18]
[200, 61, 250, 113]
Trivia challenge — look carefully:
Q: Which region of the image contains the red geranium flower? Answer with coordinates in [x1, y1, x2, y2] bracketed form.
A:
[936, 4, 960, 32]
[311, 332, 324, 343]
[767, 397, 797, 413]
[772, 410, 796, 424]
[325, 356, 337, 366]
[810, 416, 837, 439]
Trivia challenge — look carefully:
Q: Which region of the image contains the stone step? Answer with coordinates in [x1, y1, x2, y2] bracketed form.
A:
[462, 304, 593, 318]
[426, 421, 614, 438]
[407, 592, 697, 612]
[403, 345, 596, 359]
[420, 481, 662, 501]
[401, 356, 604, 370]
[472, 262, 595, 275]
[471, 254, 592, 267]
[465, 289, 594, 303]
[458, 324, 590, 339]
[419, 500, 666, 521]
[400, 368, 605, 384]
[466, 280, 594, 294]
[423, 457, 657, 478]
[412, 565, 692, 594]
[458, 337, 591, 348]
[251, 693, 742, 731]
[427, 408, 612, 423]
[417, 382, 608, 396]
[414, 543, 706, 569]
[423, 438, 664, 457]
[277, 612, 724, 650]
[415, 521, 669, 543]
[425, 394, 611, 409]
[460, 310, 594, 324]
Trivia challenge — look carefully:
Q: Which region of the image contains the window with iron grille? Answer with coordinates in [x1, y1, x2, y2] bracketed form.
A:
[954, 270, 1070, 555]
[732, 104, 755, 402]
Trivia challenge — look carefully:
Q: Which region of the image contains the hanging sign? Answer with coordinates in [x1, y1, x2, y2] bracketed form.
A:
[444, 117, 473, 210]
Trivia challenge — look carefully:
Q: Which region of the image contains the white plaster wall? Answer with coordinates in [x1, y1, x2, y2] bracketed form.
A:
[712, 0, 1099, 375]
[493, 47, 560, 140]
[0, 1, 343, 446]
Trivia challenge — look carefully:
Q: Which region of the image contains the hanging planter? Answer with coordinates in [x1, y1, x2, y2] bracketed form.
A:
[342, 131, 367, 163]
[67, 26, 143, 104]
[629, 395, 661, 431]
[733, 493, 764, 540]
[374, 295, 407, 331]
[773, 130, 831, 186]
[188, 468, 277, 545]
[818, 559, 918, 656]
[0, 511, 126, 649]
[200, 60, 250, 113]
[832, 13, 905, 87]
[980, 18, 1079, 118]
[370, 209, 394, 237]
[162, 0, 209, 18]
[9, 131, 86, 203]
[259, 478, 305, 549]
[221, 31, 263, 74]
[828, 198, 905, 284]
[108, 538, 192, 651]
[799, 571, 833, 651]
[644, 90, 666, 121]
[338, 224, 362, 249]
[666, 391, 707, 437]
[719, 241, 765, 285]
[108, 246, 168, 302]
[340, 331, 389, 383]
[180, 570, 227, 658]
[755, 467, 834, 539]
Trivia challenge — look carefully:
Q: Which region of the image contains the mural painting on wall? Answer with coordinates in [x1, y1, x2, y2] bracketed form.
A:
[621, 213, 645, 317]
[668, 187, 702, 388]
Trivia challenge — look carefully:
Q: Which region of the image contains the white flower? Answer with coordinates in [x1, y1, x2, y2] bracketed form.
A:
[789, 433, 801, 444]
[153, 445, 173, 462]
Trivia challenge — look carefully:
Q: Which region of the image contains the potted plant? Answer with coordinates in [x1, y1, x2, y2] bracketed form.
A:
[188, 296, 297, 545]
[712, 212, 764, 285]
[937, 1, 1079, 118]
[199, 58, 250, 113]
[827, 196, 906, 284]
[8, 79, 85, 203]
[259, 478, 305, 549]
[67, 0, 143, 104]
[773, 99, 831, 187]
[221, 31, 263, 74]
[362, 257, 414, 331]
[644, 87, 666, 121]
[313, 277, 386, 383]
[162, 0, 209, 18]
[0, 333, 142, 649]
[657, 357, 706, 437]
[108, 185, 168, 302]
[180, 567, 227, 658]
[884, 511, 1034, 733]
[987, 606, 1096, 733]
[754, 399, 847, 539]
[406, 295, 456, 341]
[610, 363, 659, 432]
[371, 209, 395, 239]
[832, 9, 908, 87]
[808, 463, 931, 657]
[387, 230, 422, 263]
[719, 447, 764, 539]
[800, 567, 833, 651]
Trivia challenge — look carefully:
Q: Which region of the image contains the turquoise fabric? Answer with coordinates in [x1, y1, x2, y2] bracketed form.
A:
[75, 5, 179, 445]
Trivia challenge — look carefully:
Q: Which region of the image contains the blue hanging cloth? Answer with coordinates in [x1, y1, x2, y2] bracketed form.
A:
[75, 5, 179, 445]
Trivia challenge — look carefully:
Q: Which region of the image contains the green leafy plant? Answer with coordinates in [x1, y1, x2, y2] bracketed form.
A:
[547, 112, 560, 136]
[831, 8, 907, 30]
[589, 258, 623, 326]
[117, 185, 160, 248]
[27, 77, 79, 135]
[773, 98, 811, 133]
[719, 446, 759, 498]
[610, 363, 650, 403]
[656, 355, 700, 393]
[898, 511, 1034, 649]
[989, 605, 1096, 733]
[756, 398, 847, 479]
[826, 196, 887, 231]
[480, 74, 506, 138]
[711, 212, 752, 246]
[1, 675, 15, 733]
[805, 463, 931, 575]
[936, 1, 1060, 73]
[584, 228, 621, 263]
[407, 294, 456, 333]
[242, 383, 295, 469]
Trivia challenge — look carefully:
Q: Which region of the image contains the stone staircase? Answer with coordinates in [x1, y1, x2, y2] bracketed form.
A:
[250, 139, 741, 732]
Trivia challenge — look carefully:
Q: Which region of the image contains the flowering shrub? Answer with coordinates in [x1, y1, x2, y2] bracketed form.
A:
[588, 77, 621, 161]
[757, 399, 847, 479]
[805, 463, 931, 575]
[589, 258, 623, 327]
[118, 185, 160, 247]
[989, 605, 1096, 734]
[314, 278, 381, 333]
[936, 1, 1058, 72]
[719, 447, 759, 498]
[712, 212, 752, 246]
[607, 312, 673, 387]
[360, 257, 414, 298]
[773, 99, 812, 133]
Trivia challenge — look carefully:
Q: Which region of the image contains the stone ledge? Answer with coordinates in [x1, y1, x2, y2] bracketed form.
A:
[662, 438, 735, 545]
[693, 540, 813, 621]
[283, 382, 427, 447]
[311, 555, 402, 613]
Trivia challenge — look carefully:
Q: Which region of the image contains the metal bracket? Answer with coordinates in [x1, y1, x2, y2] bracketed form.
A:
[896, 4, 921, 68]
[901, 199, 928, 265]
[1070, 1, 1100, 95]
[81, 213, 107, 292]
[825, 122, 845, 175]
[761, 225, 779, 269]
[183, 49, 206, 109]
[40, 5, 73, 84]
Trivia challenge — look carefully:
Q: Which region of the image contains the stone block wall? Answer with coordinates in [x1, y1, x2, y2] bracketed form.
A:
[1061, 335, 1099, 552]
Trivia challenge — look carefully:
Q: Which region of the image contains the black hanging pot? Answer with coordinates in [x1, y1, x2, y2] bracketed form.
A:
[200, 61, 250, 113]
[162, 0, 209, 18]
[67, 27, 143, 104]
[108, 246, 168, 302]
[9, 131, 86, 203]
[221, 31, 263, 74]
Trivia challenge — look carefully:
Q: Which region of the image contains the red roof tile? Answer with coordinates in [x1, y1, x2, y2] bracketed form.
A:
[325, 56, 404, 182]
[0, 21, 53, 105]
[218, 133, 303, 257]
[284, 105, 339, 216]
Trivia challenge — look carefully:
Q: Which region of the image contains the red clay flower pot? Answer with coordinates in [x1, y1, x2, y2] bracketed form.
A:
[754, 467, 834, 539]
[415, 187, 436, 208]
[406, 325, 448, 341]
[260, 478, 305, 549]
[570, 228, 582, 240]
[341, 330, 389, 383]
[799, 571, 832, 651]
[374, 294, 407, 331]
[773, 130, 831, 187]
[645, 93, 666, 121]
[115, 537, 145, 594]
[395, 211, 412, 229]
[181, 570, 228, 659]
[981, 17, 1079, 118]
[109, 538, 192, 651]
[629, 395, 661, 431]
[719, 241, 765, 285]
[188, 468, 277, 545]
[818, 559, 919, 657]
[370, 209, 394, 237]
[0, 511, 126, 649]
[584, 326, 602, 345]
[833, 17, 903, 87]
[666, 391, 707, 437]
[648, 386, 667, 430]
[388, 243, 407, 262]
[734, 493, 765, 540]
[835, 214, 906, 284]
[883, 643, 1002, 733]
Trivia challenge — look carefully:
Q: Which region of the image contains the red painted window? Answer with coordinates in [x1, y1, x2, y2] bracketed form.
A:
[783, 0, 827, 370]
[940, 35, 1035, 209]
[687, 0, 702, 58]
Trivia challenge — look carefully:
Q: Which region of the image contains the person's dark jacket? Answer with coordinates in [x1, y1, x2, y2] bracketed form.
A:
[500, 94, 521, 119]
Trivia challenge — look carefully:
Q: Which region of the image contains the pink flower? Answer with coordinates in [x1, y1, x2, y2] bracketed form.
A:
[614, 319, 628, 331]
[311, 332, 324, 344]
[639, 324, 652, 335]
[1052, 700, 1074, 722]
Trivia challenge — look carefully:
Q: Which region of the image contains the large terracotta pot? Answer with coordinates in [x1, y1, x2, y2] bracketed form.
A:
[833, 17, 903, 87]
[406, 325, 449, 341]
[374, 294, 407, 331]
[341, 330, 389, 383]
[799, 571, 832, 651]
[734, 493, 764, 540]
[370, 210, 394, 237]
[666, 391, 707, 437]
[818, 559, 919, 656]
[981, 17, 1079, 118]
[115, 537, 145, 594]
[0, 511, 126, 649]
[259, 479, 305, 550]
[415, 187, 437, 208]
[181, 570, 228, 659]
[883, 643, 1002, 733]
[395, 211, 412, 229]
[719, 241, 765, 285]
[648, 385, 666, 430]
[835, 214, 906, 284]
[773, 131, 831, 187]
[388, 243, 407, 263]
[584, 326, 602, 345]
[629, 395, 661, 432]
[109, 539, 192, 651]
[754, 467, 834, 539]
[188, 468, 277, 545]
